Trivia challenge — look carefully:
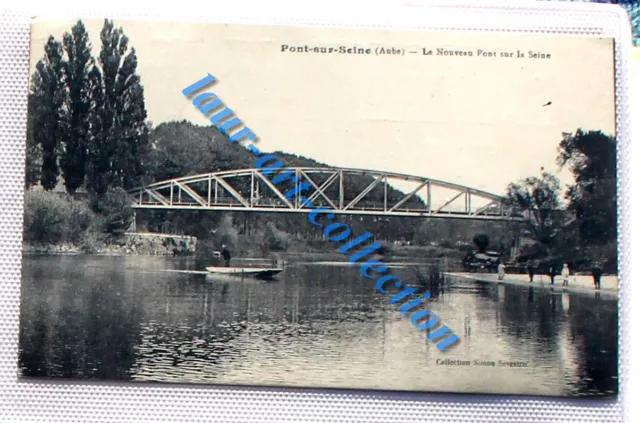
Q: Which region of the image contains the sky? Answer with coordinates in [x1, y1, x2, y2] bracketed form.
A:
[29, 18, 616, 203]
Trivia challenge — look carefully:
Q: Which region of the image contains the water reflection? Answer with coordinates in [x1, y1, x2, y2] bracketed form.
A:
[18, 255, 618, 397]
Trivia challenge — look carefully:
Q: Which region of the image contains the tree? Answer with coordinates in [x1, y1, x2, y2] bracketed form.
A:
[113, 48, 150, 189]
[91, 187, 134, 234]
[473, 233, 490, 252]
[557, 129, 616, 244]
[83, 19, 151, 196]
[25, 94, 43, 189]
[30, 36, 69, 190]
[95, 19, 150, 192]
[60, 21, 93, 195]
[86, 65, 110, 195]
[507, 172, 562, 244]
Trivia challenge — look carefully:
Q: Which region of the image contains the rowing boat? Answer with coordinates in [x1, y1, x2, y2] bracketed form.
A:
[205, 266, 284, 280]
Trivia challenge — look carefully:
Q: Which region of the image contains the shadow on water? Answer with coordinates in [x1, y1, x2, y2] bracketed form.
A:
[567, 293, 619, 396]
[19, 256, 143, 380]
[413, 264, 447, 298]
[467, 280, 618, 397]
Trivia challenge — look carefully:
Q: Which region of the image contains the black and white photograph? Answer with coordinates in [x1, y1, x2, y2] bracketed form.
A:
[19, 18, 618, 398]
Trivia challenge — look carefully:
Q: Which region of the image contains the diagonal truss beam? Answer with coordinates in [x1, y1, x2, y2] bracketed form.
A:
[145, 188, 170, 206]
[212, 175, 250, 207]
[299, 170, 337, 209]
[473, 200, 500, 216]
[388, 180, 429, 212]
[253, 170, 295, 208]
[435, 191, 465, 214]
[305, 170, 340, 205]
[344, 175, 384, 210]
[174, 181, 208, 207]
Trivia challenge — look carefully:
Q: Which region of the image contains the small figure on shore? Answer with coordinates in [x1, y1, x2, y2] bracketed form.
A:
[548, 264, 556, 285]
[526, 260, 535, 282]
[592, 262, 603, 290]
[561, 263, 570, 286]
[221, 244, 231, 267]
[497, 261, 506, 281]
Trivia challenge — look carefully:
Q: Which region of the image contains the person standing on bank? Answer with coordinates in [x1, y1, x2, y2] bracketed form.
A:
[561, 263, 570, 286]
[548, 264, 557, 285]
[592, 262, 603, 290]
[497, 261, 506, 281]
[526, 260, 536, 282]
[222, 244, 231, 267]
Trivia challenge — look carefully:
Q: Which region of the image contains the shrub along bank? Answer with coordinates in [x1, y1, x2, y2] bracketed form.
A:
[22, 188, 133, 253]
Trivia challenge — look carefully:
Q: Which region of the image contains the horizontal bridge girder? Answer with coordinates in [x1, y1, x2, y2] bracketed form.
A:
[130, 204, 521, 220]
[128, 167, 523, 221]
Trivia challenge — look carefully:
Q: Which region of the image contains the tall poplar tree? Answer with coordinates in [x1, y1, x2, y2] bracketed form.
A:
[29, 19, 149, 197]
[91, 19, 149, 192]
[25, 93, 43, 189]
[86, 64, 110, 196]
[30, 36, 68, 190]
[60, 21, 93, 195]
[114, 49, 150, 189]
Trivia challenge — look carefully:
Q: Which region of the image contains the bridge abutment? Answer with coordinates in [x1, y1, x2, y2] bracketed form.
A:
[123, 232, 197, 256]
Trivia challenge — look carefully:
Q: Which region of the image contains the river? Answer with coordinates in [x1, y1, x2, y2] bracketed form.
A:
[18, 255, 618, 398]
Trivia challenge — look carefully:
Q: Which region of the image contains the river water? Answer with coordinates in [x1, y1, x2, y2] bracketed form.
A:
[18, 255, 618, 398]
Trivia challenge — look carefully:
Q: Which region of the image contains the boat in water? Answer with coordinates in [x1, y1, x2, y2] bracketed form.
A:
[205, 266, 284, 280]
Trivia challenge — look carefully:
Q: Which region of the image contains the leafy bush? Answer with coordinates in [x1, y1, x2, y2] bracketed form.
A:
[265, 222, 290, 251]
[67, 197, 92, 243]
[23, 190, 92, 244]
[91, 187, 134, 234]
[473, 233, 490, 252]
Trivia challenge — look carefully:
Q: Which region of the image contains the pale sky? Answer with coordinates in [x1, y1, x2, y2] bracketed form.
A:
[29, 18, 616, 202]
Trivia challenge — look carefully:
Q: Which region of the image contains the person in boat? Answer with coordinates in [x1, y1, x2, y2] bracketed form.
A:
[221, 244, 231, 267]
[592, 262, 603, 290]
[561, 263, 570, 286]
[497, 260, 506, 281]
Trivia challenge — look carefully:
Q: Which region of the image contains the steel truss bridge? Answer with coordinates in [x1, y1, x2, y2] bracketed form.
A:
[128, 167, 523, 221]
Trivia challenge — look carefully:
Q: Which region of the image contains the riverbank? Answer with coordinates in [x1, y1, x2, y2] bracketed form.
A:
[445, 272, 619, 297]
[23, 232, 197, 256]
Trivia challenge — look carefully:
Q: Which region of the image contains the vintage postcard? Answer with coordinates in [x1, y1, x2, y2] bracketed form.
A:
[19, 18, 618, 398]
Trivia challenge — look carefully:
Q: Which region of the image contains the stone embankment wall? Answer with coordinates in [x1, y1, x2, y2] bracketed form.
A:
[123, 233, 197, 255]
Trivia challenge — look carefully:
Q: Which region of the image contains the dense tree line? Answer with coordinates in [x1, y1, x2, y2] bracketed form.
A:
[26, 19, 150, 197]
[506, 129, 617, 272]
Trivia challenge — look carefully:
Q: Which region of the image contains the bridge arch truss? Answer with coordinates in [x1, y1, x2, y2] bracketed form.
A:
[128, 167, 521, 221]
